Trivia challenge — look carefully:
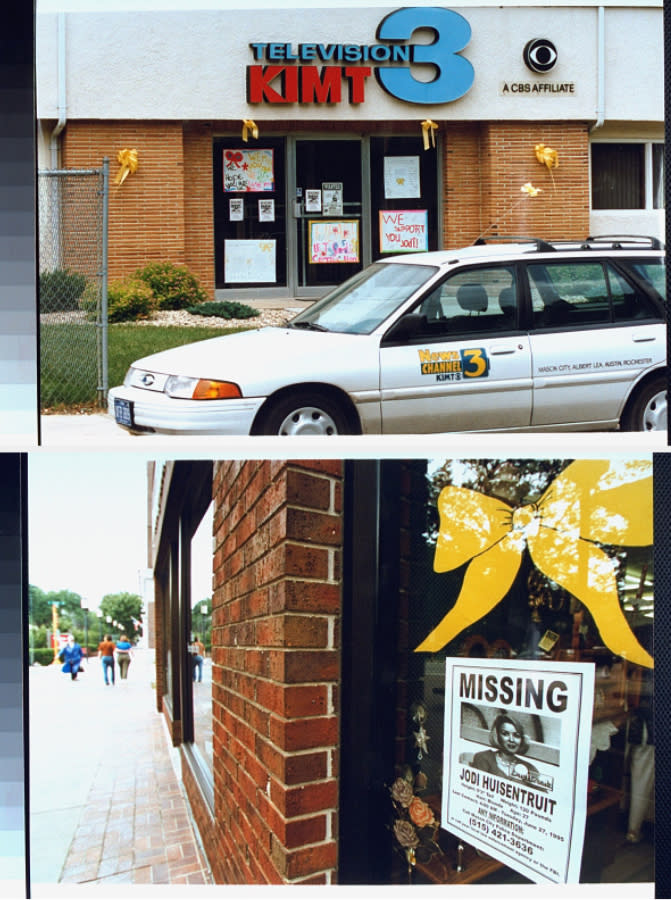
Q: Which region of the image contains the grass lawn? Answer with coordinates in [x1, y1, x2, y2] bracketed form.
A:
[41, 322, 250, 410]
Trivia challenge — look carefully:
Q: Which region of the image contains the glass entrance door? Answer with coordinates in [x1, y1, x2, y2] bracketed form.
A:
[294, 139, 363, 291]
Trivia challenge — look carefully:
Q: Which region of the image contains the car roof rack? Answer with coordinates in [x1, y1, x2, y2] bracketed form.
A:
[581, 234, 665, 251]
[472, 235, 556, 252]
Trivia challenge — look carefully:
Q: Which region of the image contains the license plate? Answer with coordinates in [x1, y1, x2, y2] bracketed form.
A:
[114, 397, 134, 427]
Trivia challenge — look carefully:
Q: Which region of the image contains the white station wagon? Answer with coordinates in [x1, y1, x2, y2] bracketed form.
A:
[109, 236, 666, 435]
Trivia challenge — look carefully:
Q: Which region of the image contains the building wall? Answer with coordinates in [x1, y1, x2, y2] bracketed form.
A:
[62, 117, 590, 290]
[443, 121, 590, 244]
[190, 459, 344, 884]
[37, 6, 663, 124]
[62, 120, 215, 295]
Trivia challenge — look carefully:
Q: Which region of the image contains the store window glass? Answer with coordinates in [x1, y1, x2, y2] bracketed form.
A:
[371, 136, 439, 259]
[390, 458, 654, 886]
[213, 136, 287, 290]
[592, 143, 644, 209]
[591, 142, 664, 211]
[652, 144, 665, 209]
[189, 501, 213, 773]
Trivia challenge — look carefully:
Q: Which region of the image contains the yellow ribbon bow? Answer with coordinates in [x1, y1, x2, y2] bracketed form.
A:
[113, 148, 138, 186]
[242, 119, 259, 142]
[535, 143, 559, 188]
[415, 459, 653, 669]
[421, 119, 438, 150]
[521, 182, 542, 197]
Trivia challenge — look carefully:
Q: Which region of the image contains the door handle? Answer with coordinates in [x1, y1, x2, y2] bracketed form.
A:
[632, 333, 656, 343]
[489, 345, 519, 355]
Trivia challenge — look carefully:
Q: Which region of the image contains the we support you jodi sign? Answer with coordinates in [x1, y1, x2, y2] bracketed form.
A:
[442, 657, 595, 884]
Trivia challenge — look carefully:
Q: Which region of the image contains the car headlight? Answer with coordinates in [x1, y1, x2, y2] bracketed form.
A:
[164, 375, 242, 400]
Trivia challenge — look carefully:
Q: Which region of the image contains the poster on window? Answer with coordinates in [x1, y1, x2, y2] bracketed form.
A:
[379, 210, 428, 253]
[223, 148, 274, 192]
[442, 657, 595, 884]
[305, 190, 322, 213]
[322, 182, 343, 216]
[229, 198, 244, 221]
[309, 220, 359, 264]
[384, 155, 421, 198]
[224, 239, 276, 283]
[258, 198, 275, 222]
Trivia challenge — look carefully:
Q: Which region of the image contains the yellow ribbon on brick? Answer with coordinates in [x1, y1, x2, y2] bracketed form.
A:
[114, 148, 138, 186]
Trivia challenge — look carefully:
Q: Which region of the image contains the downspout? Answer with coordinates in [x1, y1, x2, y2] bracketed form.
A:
[590, 6, 605, 132]
[49, 12, 67, 169]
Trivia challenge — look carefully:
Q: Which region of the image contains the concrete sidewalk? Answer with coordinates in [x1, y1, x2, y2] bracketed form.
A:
[29, 649, 212, 892]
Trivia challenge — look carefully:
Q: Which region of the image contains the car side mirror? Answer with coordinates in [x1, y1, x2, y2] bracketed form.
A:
[384, 312, 426, 342]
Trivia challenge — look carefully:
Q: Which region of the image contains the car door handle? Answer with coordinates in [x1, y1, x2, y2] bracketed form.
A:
[489, 345, 520, 355]
[632, 333, 656, 343]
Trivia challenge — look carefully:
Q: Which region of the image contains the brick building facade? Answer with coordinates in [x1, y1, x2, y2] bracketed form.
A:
[37, 5, 664, 302]
[149, 456, 656, 886]
[152, 459, 345, 884]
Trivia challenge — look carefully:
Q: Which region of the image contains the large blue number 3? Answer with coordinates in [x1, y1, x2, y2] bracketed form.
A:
[376, 7, 474, 104]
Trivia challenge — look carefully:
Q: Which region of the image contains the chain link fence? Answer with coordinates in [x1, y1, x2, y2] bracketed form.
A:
[38, 160, 109, 408]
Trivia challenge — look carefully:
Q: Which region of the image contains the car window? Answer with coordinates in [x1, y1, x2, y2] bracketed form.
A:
[624, 259, 666, 300]
[414, 265, 518, 335]
[290, 261, 438, 334]
[528, 262, 612, 328]
[607, 264, 659, 321]
[528, 260, 661, 328]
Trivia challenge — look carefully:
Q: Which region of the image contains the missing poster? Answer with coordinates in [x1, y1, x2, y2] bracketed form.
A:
[442, 657, 595, 884]
[322, 182, 343, 215]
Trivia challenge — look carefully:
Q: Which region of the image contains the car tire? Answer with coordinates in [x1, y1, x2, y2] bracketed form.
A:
[258, 391, 352, 436]
[622, 375, 668, 432]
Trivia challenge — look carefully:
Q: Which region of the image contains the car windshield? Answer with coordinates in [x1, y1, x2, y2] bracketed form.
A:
[289, 261, 438, 334]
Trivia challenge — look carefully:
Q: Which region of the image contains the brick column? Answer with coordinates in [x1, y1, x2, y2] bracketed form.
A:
[208, 460, 343, 884]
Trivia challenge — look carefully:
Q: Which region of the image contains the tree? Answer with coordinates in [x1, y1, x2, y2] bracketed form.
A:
[29, 585, 52, 627]
[191, 597, 211, 648]
[99, 592, 143, 640]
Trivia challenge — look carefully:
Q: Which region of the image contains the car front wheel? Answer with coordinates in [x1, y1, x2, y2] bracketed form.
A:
[257, 391, 352, 436]
[622, 375, 668, 431]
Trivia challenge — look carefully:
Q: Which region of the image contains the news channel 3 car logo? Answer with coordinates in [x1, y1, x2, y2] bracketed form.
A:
[523, 38, 558, 74]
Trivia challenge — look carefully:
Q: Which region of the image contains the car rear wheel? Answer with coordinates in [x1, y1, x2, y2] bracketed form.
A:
[258, 391, 351, 435]
[622, 375, 668, 431]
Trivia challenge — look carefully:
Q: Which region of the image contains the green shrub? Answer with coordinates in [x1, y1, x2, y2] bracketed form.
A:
[81, 277, 156, 323]
[186, 300, 260, 320]
[40, 268, 88, 313]
[134, 261, 207, 310]
[31, 648, 59, 666]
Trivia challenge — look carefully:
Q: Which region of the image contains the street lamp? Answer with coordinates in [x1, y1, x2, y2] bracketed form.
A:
[96, 610, 103, 641]
[80, 597, 89, 658]
[200, 603, 207, 639]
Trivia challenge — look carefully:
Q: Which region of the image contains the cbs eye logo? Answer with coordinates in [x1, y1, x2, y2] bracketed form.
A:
[523, 38, 558, 74]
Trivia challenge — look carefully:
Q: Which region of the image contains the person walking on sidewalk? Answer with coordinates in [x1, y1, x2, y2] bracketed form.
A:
[115, 634, 134, 680]
[59, 634, 83, 681]
[98, 634, 116, 685]
[190, 635, 205, 683]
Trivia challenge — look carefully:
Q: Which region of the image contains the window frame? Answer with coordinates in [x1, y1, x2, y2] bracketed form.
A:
[590, 140, 665, 212]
